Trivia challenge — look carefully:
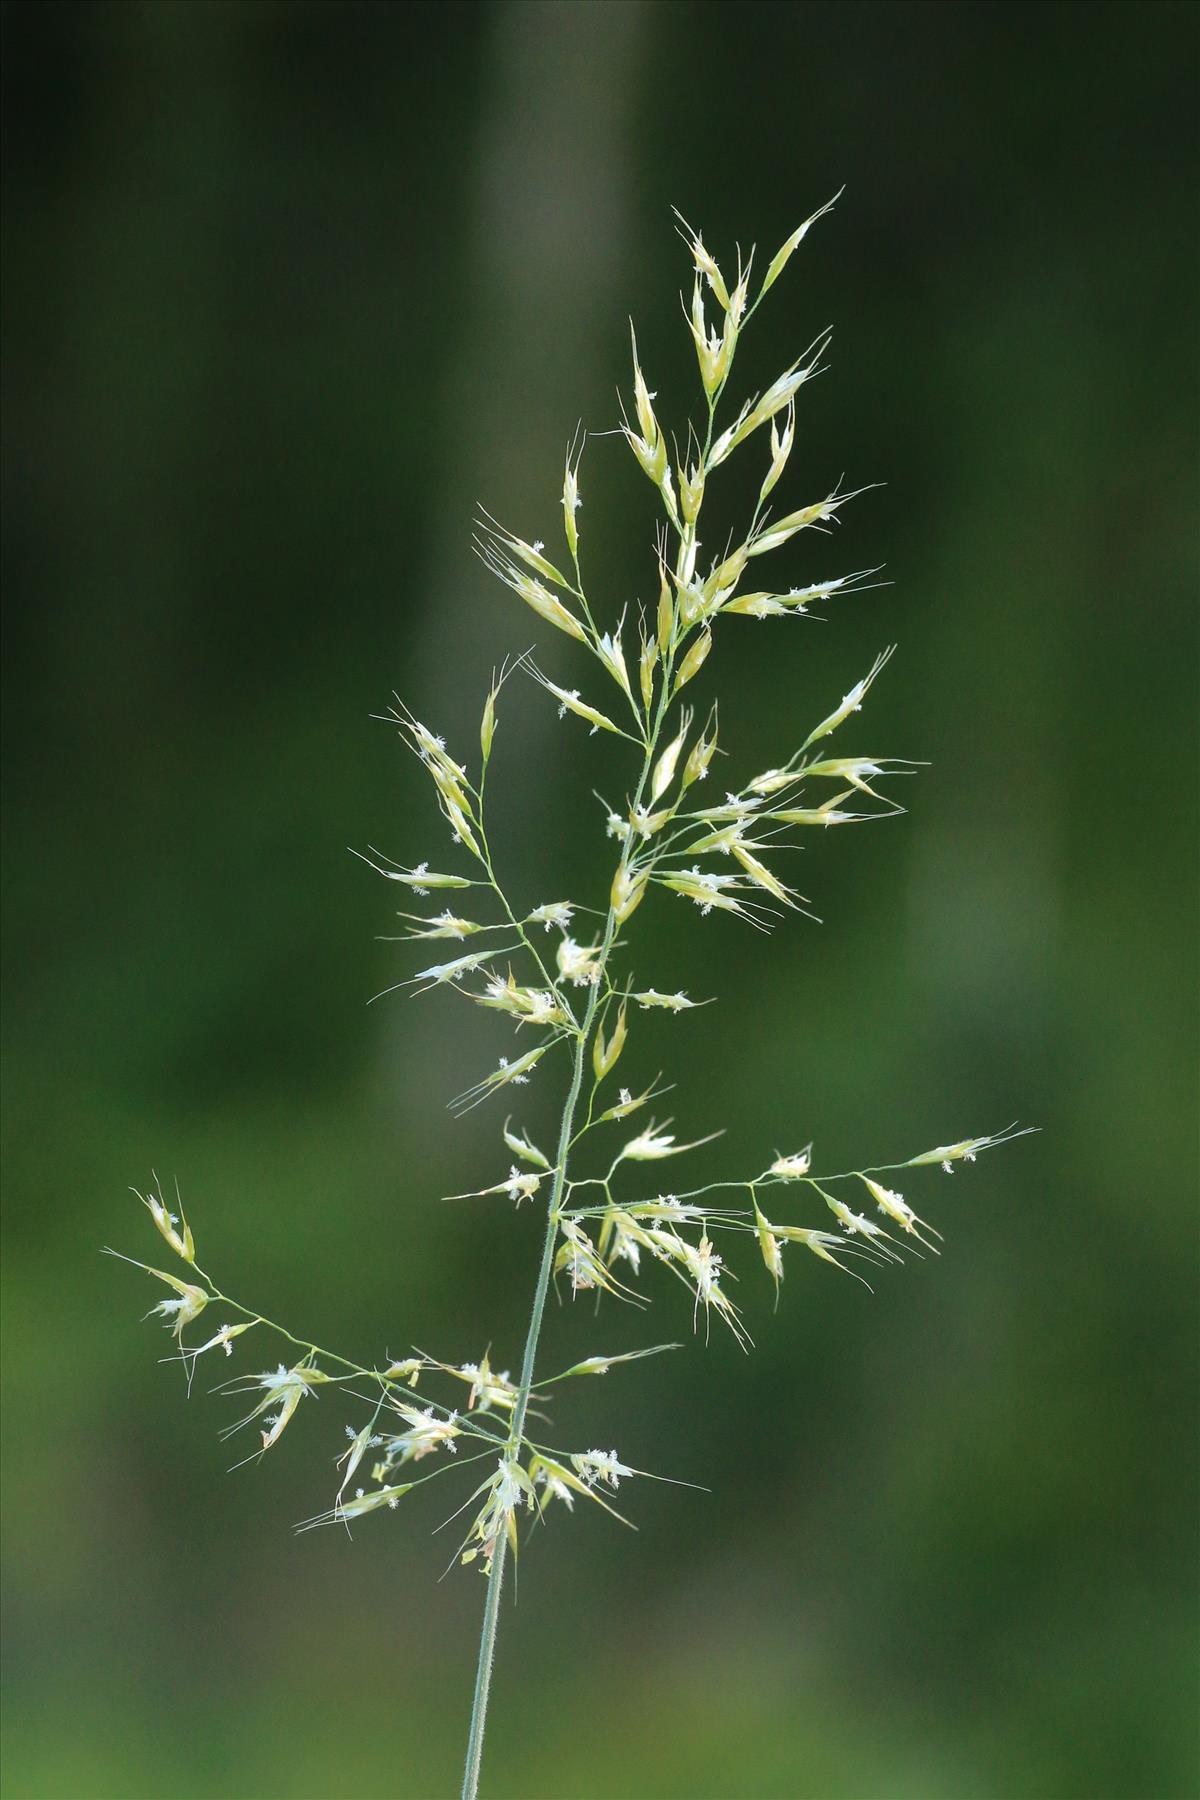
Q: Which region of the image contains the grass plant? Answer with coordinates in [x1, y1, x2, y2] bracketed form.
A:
[112, 198, 1031, 1800]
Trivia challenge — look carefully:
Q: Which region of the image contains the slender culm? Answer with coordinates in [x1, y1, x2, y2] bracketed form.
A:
[113, 199, 1032, 1800]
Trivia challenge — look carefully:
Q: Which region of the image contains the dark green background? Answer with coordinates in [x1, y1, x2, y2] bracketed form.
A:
[3, 3, 1197, 1796]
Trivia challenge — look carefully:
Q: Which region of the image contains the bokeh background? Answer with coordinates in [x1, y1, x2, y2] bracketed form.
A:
[3, 3, 1197, 1797]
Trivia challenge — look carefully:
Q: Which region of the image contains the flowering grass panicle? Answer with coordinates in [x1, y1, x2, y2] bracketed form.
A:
[112, 198, 1032, 1800]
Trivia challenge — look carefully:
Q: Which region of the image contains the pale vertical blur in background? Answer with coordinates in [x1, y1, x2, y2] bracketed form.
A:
[3, 3, 1197, 1796]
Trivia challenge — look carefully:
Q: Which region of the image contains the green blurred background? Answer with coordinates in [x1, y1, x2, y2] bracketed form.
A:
[3, 3, 1197, 1796]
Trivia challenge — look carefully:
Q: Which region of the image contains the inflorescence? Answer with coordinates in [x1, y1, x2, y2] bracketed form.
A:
[114, 196, 1032, 1589]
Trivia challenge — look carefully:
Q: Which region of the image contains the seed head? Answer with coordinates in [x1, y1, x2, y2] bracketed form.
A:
[859, 1176, 942, 1251]
[674, 629, 713, 693]
[759, 189, 842, 298]
[562, 439, 583, 557]
[803, 648, 894, 750]
[769, 1147, 812, 1179]
[502, 1119, 551, 1168]
[557, 937, 602, 987]
[137, 1180, 195, 1264]
[527, 900, 574, 933]
[571, 1448, 634, 1490]
[593, 1001, 628, 1081]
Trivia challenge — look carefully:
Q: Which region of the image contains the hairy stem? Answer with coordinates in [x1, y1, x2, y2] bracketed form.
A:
[461, 670, 674, 1799]
[460, 987, 597, 1800]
